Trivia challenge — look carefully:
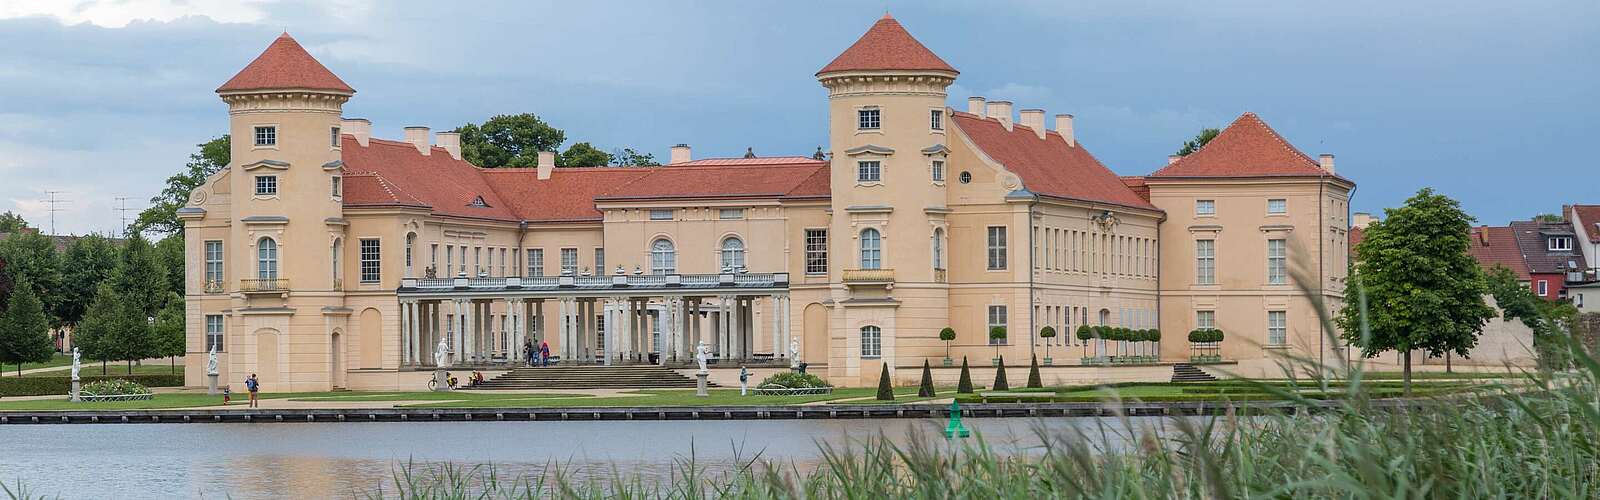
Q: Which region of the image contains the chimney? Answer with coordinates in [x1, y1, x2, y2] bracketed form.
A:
[967, 96, 987, 117]
[1055, 114, 1075, 147]
[1319, 154, 1335, 174]
[669, 144, 691, 165]
[404, 126, 431, 156]
[1167, 154, 1180, 165]
[340, 118, 371, 147]
[1019, 109, 1046, 139]
[986, 100, 1013, 129]
[1476, 226, 1489, 245]
[537, 151, 556, 180]
[436, 132, 461, 160]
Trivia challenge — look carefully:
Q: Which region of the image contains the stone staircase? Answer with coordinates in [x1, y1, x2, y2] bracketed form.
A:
[1170, 364, 1219, 383]
[475, 365, 709, 390]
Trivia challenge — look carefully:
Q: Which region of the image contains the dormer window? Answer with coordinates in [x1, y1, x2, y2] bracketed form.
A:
[253, 126, 277, 147]
[469, 196, 489, 208]
[1549, 236, 1573, 252]
[857, 108, 880, 130]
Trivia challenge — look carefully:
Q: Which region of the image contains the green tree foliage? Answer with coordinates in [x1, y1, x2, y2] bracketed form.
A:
[956, 356, 973, 394]
[875, 363, 894, 401]
[1175, 127, 1220, 156]
[1486, 265, 1580, 369]
[455, 114, 566, 168]
[917, 359, 935, 397]
[77, 284, 153, 374]
[152, 292, 185, 374]
[939, 327, 956, 359]
[989, 326, 1006, 358]
[0, 211, 29, 233]
[612, 148, 660, 166]
[155, 235, 186, 301]
[1039, 325, 1056, 358]
[0, 230, 62, 322]
[1026, 355, 1043, 389]
[134, 135, 229, 236]
[1531, 213, 1563, 223]
[0, 280, 54, 375]
[1337, 188, 1496, 393]
[558, 142, 612, 167]
[992, 355, 1009, 391]
[109, 233, 169, 319]
[57, 234, 119, 327]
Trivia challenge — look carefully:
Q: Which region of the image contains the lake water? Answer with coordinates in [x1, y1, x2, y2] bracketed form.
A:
[0, 416, 1166, 498]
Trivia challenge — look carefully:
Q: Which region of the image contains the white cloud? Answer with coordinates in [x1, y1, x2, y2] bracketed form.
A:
[0, 0, 274, 28]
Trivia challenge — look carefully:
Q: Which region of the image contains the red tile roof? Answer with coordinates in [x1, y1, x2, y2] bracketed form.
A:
[339, 137, 518, 221]
[217, 33, 354, 94]
[1467, 225, 1531, 280]
[1120, 176, 1151, 203]
[482, 168, 654, 223]
[951, 112, 1158, 211]
[1510, 220, 1586, 274]
[817, 14, 956, 76]
[1150, 113, 1333, 179]
[1573, 205, 1600, 243]
[598, 159, 829, 201]
[673, 156, 818, 167]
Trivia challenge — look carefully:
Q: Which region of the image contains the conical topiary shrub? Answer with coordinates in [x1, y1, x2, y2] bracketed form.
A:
[1027, 354, 1043, 389]
[992, 355, 1009, 391]
[957, 356, 974, 394]
[918, 359, 936, 397]
[876, 363, 894, 401]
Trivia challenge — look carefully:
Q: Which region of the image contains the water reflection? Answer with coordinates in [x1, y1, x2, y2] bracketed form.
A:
[1, 417, 1163, 499]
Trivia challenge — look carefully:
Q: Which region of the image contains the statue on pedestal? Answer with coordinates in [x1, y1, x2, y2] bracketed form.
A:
[435, 338, 450, 368]
[206, 344, 219, 376]
[70, 347, 81, 382]
[789, 339, 801, 369]
[695, 341, 710, 373]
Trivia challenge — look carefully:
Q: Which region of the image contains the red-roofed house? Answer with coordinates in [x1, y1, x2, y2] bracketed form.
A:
[183, 17, 1358, 391]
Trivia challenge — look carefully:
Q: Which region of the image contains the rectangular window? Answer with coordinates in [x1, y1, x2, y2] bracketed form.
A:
[330, 126, 341, 147]
[431, 244, 439, 270]
[649, 209, 673, 221]
[446, 246, 454, 276]
[254, 175, 277, 196]
[331, 176, 342, 197]
[253, 125, 276, 147]
[1267, 239, 1287, 284]
[527, 249, 544, 277]
[930, 109, 943, 131]
[857, 160, 881, 183]
[499, 248, 507, 277]
[206, 315, 225, 352]
[931, 160, 945, 182]
[987, 226, 1008, 270]
[473, 247, 482, 275]
[857, 108, 880, 130]
[204, 241, 223, 289]
[1196, 199, 1216, 216]
[594, 248, 605, 273]
[805, 229, 828, 275]
[1537, 280, 1549, 296]
[560, 248, 578, 275]
[1197, 310, 1216, 330]
[486, 248, 496, 277]
[988, 305, 1008, 345]
[718, 208, 744, 220]
[1196, 239, 1216, 285]
[1268, 198, 1287, 214]
[359, 239, 381, 283]
[1550, 237, 1573, 251]
[1268, 311, 1287, 346]
[459, 245, 467, 274]
[861, 326, 882, 358]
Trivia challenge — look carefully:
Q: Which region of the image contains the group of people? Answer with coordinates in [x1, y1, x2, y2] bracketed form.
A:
[522, 339, 552, 367]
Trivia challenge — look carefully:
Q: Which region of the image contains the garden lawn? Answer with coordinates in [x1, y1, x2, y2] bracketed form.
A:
[53, 363, 184, 377]
[2, 353, 73, 374]
[407, 388, 916, 408]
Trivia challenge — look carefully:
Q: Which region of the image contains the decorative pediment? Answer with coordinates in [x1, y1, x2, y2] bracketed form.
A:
[920, 144, 950, 156]
[844, 144, 895, 156]
[241, 159, 290, 171]
[321, 159, 345, 171]
[241, 215, 290, 226]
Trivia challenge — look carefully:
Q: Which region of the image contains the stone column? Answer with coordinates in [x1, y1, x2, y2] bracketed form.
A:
[399, 300, 411, 366]
[583, 299, 596, 363]
[452, 299, 465, 365]
[781, 294, 791, 361]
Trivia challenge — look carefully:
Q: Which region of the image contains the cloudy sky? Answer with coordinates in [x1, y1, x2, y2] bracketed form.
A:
[1, 0, 1594, 235]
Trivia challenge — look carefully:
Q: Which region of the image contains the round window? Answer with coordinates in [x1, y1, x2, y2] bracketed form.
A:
[958, 171, 972, 184]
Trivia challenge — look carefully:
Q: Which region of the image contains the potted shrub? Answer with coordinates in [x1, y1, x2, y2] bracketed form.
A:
[989, 326, 1007, 366]
[939, 327, 957, 366]
[1039, 325, 1057, 365]
[1076, 325, 1094, 362]
[1146, 329, 1162, 362]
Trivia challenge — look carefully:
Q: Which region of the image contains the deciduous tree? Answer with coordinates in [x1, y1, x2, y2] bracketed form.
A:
[152, 292, 185, 374]
[0, 211, 29, 233]
[134, 136, 229, 236]
[57, 234, 119, 328]
[558, 142, 611, 167]
[0, 230, 62, 323]
[612, 148, 659, 166]
[0, 280, 54, 375]
[1175, 128, 1220, 156]
[455, 114, 566, 168]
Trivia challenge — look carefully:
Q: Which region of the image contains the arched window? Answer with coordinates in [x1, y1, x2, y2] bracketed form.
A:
[859, 229, 881, 269]
[720, 237, 745, 271]
[331, 238, 342, 287]
[650, 238, 676, 275]
[404, 233, 416, 277]
[860, 326, 882, 358]
[257, 238, 278, 280]
[932, 228, 945, 270]
[1098, 308, 1110, 326]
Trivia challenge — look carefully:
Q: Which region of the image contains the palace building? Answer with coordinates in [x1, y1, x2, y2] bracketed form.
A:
[183, 15, 1354, 391]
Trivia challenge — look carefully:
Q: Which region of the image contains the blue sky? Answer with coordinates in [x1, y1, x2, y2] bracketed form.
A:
[0, 0, 1594, 235]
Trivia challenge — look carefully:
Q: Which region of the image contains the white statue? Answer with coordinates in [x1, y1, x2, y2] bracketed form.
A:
[206, 344, 219, 376]
[70, 347, 81, 381]
[789, 339, 801, 369]
[435, 338, 450, 368]
[695, 341, 711, 373]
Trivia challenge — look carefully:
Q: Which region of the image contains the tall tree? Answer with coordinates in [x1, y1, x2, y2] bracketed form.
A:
[0, 230, 62, 320]
[152, 292, 186, 374]
[612, 148, 660, 166]
[0, 280, 55, 375]
[134, 136, 230, 237]
[0, 211, 29, 233]
[74, 284, 135, 374]
[155, 235, 186, 302]
[558, 142, 612, 167]
[1174, 127, 1220, 156]
[56, 234, 120, 329]
[109, 233, 169, 320]
[1336, 188, 1495, 394]
[455, 114, 566, 168]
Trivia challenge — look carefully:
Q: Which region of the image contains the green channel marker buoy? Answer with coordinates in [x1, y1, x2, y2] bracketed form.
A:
[945, 400, 970, 439]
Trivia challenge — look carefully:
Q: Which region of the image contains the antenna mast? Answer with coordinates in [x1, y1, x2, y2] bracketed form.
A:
[114, 196, 137, 238]
[42, 190, 69, 236]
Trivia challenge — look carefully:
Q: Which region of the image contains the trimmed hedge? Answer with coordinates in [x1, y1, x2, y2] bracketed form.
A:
[0, 374, 183, 397]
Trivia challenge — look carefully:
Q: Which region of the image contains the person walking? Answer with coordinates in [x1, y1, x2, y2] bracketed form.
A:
[245, 374, 260, 408]
[523, 340, 534, 367]
[738, 365, 750, 396]
[540, 340, 551, 367]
